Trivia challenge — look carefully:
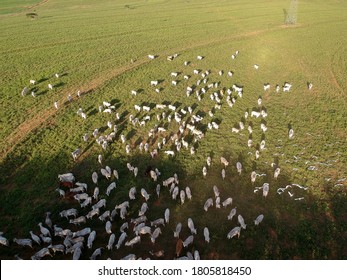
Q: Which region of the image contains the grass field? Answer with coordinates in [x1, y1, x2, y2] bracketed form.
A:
[0, 0, 346, 260]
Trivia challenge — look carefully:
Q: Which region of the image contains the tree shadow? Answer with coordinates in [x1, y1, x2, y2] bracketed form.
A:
[0, 135, 345, 260]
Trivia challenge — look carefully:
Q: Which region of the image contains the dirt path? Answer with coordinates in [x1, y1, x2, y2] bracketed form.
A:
[329, 49, 345, 96]
[0, 26, 282, 162]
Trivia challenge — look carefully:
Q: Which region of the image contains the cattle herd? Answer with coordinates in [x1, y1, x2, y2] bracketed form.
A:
[1, 50, 317, 260]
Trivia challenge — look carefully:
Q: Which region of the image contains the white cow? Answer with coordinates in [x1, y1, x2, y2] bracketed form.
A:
[236, 162, 242, 175]
[203, 227, 210, 243]
[227, 226, 241, 239]
[204, 198, 213, 211]
[263, 183, 270, 197]
[220, 157, 229, 167]
[283, 82, 292, 92]
[222, 197, 233, 208]
[238, 215, 247, 229]
[254, 214, 264, 226]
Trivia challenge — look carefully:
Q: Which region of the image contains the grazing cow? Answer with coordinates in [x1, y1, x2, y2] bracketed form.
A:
[255, 150, 260, 160]
[174, 223, 182, 238]
[254, 64, 259, 70]
[107, 234, 116, 250]
[283, 82, 292, 92]
[151, 218, 165, 227]
[262, 183, 270, 197]
[228, 207, 237, 220]
[213, 185, 220, 198]
[238, 215, 247, 229]
[236, 161, 242, 175]
[13, 238, 33, 248]
[141, 188, 150, 201]
[69, 216, 86, 226]
[276, 84, 280, 93]
[71, 148, 81, 161]
[260, 140, 266, 150]
[220, 157, 229, 167]
[168, 104, 176, 111]
[232, 127, 240, 133]
[204, 198, 213, 211]
[204, 227, 210, 243]
[139, 203, 149, 216]
[264, 83, 270, 91]
[260, 123, 267, 133]
[258, 97, 262, 106]
[188, 218, 197, 234]
[227, 226, 241, 239]
[164, 150, 175, 157]
[116, 232, 127, 249]
[274, 167, 281, 179]
[202, 166, 207, 177]
[176, 239, 183, 256]
[183, 235, 194, 247]
[150, 80, 158, 86]
[106, 182, 116, 196]
[58, 173, 75, 183]
[32, 248, 52, 259]
[254, 214, 264, 226]
[222, 197, 233, 208]
[251, 171, 257, 184]
[134, 104, 141, 112]
[164, 208, 170, 224]
[21, 87, 28, 96]
[215, 196, 221, 208]
[142, 105, 151, 112]
[156, 104, 166, 109]
[185, 186, 192, 200]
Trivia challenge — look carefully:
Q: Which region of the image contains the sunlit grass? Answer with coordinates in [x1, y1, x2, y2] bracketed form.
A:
[0, 0, 346, 259]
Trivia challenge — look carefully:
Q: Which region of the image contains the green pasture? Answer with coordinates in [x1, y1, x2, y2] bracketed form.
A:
[0, 0, 346, 259]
